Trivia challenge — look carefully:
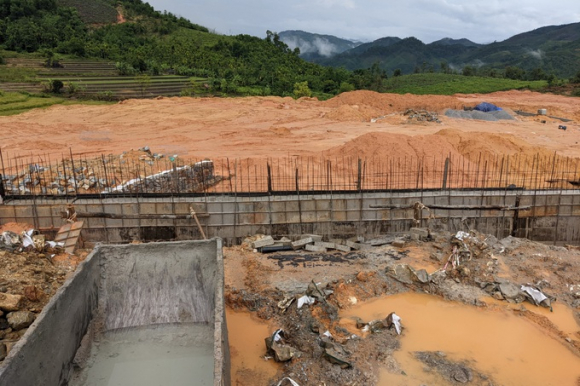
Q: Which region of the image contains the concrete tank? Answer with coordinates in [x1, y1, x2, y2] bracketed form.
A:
[0, 239, 230, 386]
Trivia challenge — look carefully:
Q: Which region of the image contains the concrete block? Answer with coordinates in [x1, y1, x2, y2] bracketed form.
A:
[315, 241, 336, 249]
[252, 236, 274, 249]
[335, 244, 351, 253]
[329, 239, 345, 245]
[301, 234, 323, 242]
[346, 240, 361, 250]
[292, 237, 314, 249]
[305, 244, 327, 253]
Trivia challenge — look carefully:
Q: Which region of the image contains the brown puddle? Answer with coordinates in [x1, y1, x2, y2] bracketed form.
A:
[226, 309, 279, 386]
[341, 292, 580, 386]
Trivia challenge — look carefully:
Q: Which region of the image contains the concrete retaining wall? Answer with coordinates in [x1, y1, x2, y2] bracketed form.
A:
[0, 239, 230, 386]
[2, 190, 579, 245]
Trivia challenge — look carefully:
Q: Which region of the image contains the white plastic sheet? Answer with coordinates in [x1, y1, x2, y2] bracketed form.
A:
[297, 295, 315, 309]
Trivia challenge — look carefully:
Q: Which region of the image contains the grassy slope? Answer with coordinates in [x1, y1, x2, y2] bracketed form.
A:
[383, 73, 547, 95]
[0, 92, 113, 116]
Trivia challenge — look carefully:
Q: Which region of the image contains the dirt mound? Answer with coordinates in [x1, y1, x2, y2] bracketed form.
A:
[324, 129, 555, 163]
[323, 90, 464, 122]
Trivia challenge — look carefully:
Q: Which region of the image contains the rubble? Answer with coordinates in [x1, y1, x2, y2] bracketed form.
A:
[404, 109, 441, 123]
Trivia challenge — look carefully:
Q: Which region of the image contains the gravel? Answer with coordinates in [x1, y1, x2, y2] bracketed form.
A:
[444, 109, 515, 121]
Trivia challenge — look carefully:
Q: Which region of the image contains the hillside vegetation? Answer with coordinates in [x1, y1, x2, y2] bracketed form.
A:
[0, 0, 578, 103]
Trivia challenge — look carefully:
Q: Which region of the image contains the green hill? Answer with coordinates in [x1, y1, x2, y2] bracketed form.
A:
[313, 22, 580, 79]
[57, 0, 117, 24]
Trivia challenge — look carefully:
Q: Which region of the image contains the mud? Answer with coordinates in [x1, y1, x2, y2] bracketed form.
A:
[224, 228, 580, 386]
[342, 292, 580, 386]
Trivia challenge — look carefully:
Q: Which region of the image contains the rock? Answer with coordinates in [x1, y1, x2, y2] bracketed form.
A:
[271, 343, 297, 362]
[492, 291, 504, 300]
[429, 270, 447, 285]
[0, 342, 6, 361]
[4, 341, 16, 356]
[23, 286, 41, 302]
[0, 293, 23, 312]
[453, 367, 473, 383]
[0, 318, 9, 330]
[413, 268, 430, 284]
[389, 265, 414, 285]
[499, 282, 521, 300]
[356, 271, 372, 282]
[392, 239, 406, 248]
[460, 267, 471, 277]
[323, 343, 352, 369]
[354, 317, 366, 329]
[7, 311, 36, 330]
[410, 227, 429, 241]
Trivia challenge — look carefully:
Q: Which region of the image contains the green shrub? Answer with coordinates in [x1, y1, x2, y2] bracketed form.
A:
[50, 79, 64, 93]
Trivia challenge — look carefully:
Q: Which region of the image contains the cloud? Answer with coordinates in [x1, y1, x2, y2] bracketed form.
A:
[527, 49, 544, 60]
[145, 0, 580, 44]
[284, 36, 346, 57]
[314, 0, 355, 9]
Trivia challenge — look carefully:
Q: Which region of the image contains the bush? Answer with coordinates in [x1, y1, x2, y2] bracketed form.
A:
[67, 81, 85, 95]
[52, 79, 64, 93]
[293, 81, 312, 98]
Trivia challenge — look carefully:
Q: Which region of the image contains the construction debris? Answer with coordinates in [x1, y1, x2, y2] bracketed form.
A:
[404, 109, 441, 123]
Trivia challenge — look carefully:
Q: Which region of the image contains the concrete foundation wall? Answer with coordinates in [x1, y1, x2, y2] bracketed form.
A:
[2, 190, 579, 245]
[0, 240, 230, 386]
[0, 248, 100, 386]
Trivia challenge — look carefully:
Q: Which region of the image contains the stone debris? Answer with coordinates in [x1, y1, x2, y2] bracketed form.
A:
[6, 310, 35, 330]
[0, 293, 23, 312]
[1, 150, 221, 195]
[265, 329, 299, 362]
[404, 109, 441, 123]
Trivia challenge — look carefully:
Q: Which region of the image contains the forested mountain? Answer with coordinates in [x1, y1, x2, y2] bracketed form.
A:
[278, 30, 361, 61]
[309, 22, 580, 78]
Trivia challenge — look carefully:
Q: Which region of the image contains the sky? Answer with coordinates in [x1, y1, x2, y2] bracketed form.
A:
[145, 0, 579, 44]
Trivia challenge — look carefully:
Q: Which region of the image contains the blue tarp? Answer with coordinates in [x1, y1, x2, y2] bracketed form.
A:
[474, 102, 502, 112]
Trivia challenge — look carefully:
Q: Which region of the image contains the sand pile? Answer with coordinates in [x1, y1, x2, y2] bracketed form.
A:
[323, 129, 559, 173]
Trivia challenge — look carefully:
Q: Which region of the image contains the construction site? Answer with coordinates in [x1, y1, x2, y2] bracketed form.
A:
[1, 90, 580, 386]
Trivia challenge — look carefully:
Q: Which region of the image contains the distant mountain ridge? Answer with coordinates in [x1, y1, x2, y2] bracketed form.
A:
[278, 30, 362, 60]
[280, 22, 580, 78]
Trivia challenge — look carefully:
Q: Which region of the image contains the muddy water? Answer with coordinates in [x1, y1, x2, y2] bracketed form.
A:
[341, 293, 580, 386]
[73, 323, 213, 386]
[226, 309, 279, 386]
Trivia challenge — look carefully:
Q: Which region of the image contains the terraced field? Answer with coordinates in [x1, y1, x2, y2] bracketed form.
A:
[0, 58, 207, 99]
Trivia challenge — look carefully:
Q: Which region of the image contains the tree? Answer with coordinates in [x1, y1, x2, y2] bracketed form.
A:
[505, 66, 526, 80]
[293, 81, 312, 98]
[393, 69, 402, 77]
[462, 65, 476, 76]
[570, 71, 580, 84]
[136, 73, 151, 97]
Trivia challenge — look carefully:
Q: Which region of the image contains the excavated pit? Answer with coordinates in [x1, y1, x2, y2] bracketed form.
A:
[0, 239, 230, 386]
